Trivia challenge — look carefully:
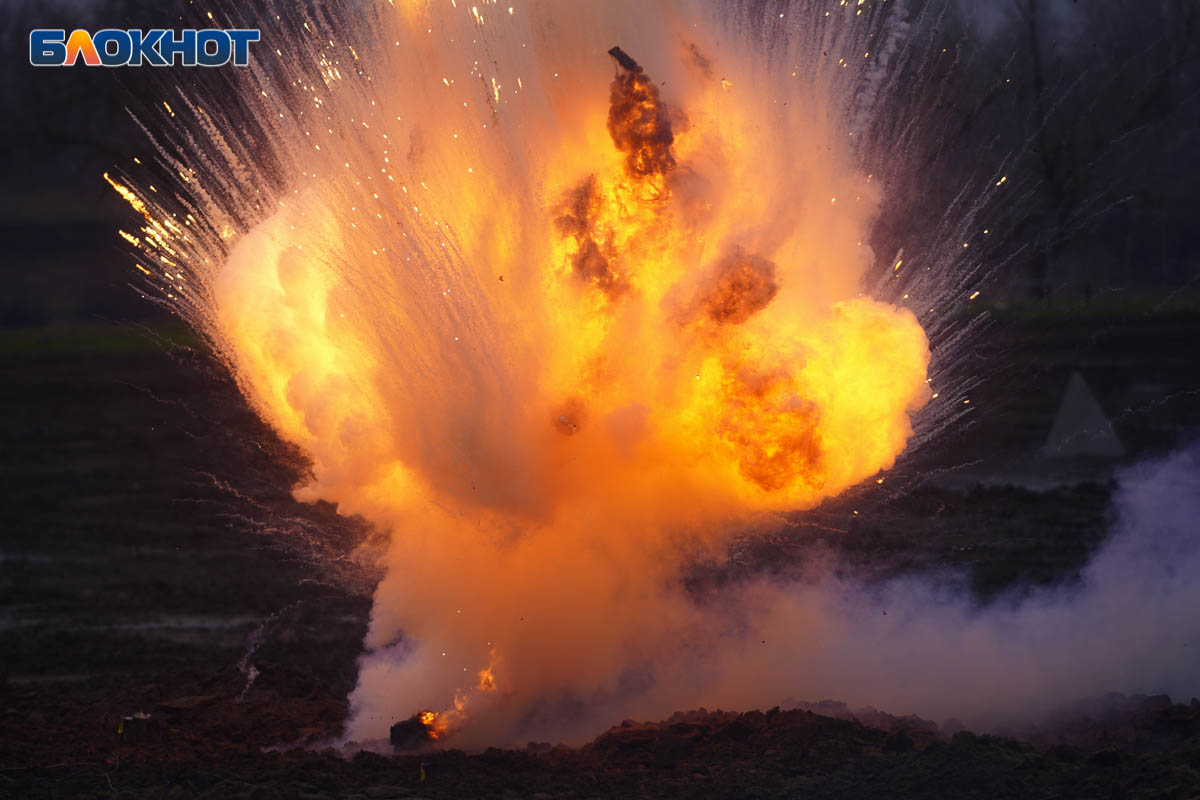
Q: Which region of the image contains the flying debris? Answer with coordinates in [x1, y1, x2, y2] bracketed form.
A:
[606, 46, 676, 178]
[607, 45, 641, 73]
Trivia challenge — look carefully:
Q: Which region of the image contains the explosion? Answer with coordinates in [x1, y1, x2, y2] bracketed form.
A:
[110, 0, 937, 746]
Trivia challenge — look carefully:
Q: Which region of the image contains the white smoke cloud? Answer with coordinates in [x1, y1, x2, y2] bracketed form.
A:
[684, 441, 1200, 733]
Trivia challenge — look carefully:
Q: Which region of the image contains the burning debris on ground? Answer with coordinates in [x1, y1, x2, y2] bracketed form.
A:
[390, 712, 441, 752]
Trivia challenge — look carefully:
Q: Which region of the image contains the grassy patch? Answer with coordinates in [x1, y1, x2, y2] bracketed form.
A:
[0, 320, 204, 358]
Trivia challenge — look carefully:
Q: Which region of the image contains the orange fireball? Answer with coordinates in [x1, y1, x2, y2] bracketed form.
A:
[112, 0, 932, 746]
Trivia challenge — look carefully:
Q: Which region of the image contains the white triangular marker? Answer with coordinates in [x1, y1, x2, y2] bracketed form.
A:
[1045, 371, 1124, 458]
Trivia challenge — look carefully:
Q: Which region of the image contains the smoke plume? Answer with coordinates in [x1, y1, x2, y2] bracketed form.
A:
[686, 442, 1200, 732]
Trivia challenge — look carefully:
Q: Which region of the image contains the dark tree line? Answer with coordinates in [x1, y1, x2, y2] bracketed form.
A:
[1, 0, 1197, 324]
[866, 0, 1199, 305]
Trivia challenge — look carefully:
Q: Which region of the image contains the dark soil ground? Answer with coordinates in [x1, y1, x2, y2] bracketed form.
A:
[2, 314, 1200, 799]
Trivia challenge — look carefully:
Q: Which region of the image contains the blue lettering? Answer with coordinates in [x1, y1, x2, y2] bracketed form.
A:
[159, 29, 197, 67]
[93, 29, 133, 67]
[195, 30, 231, 67]
[29, 29, 66, 67]
[27, 27, 259, 67]
[129, 29, 168, 67]
[227, 30, 260, 67]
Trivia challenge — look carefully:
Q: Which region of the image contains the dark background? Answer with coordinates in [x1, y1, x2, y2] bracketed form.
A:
[2, 0, 1198, 323]
[2, 1, 1200, 798]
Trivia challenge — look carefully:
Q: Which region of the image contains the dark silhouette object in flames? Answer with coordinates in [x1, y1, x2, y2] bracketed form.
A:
[390, 712, 438, 751]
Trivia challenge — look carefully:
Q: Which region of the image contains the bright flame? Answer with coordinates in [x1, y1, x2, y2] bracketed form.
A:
[416, 708, 453, 741]
[114, 0, 939, 746]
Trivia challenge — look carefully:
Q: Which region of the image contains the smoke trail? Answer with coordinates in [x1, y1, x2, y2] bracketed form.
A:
[107, 0, 1016, 746]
